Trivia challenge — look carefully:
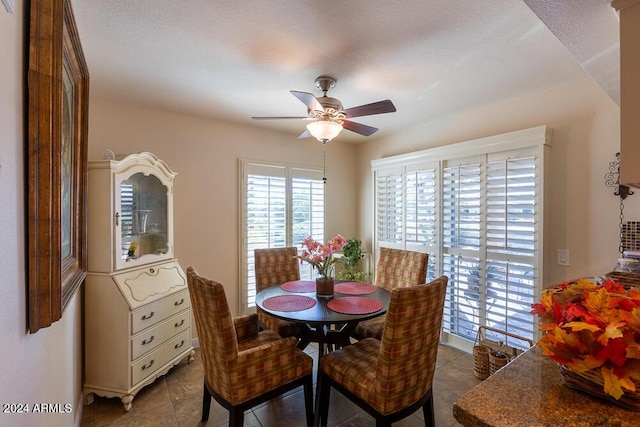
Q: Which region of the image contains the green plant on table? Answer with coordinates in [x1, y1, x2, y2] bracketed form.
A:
[337, 238, 368, 282]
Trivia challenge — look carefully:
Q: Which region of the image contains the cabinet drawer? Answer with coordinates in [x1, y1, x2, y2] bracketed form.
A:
[131, 330, 191, 386]
[131, 310, 190, 360]
[131, 289, 190, 334]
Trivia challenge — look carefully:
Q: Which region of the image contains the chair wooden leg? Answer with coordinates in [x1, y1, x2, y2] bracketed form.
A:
[229, 406, 244, 427]
[422, 392, 435, 427]
[202, 381, 212, 422]
[304, 375, 314, 427]
[317, 373, 331, 427]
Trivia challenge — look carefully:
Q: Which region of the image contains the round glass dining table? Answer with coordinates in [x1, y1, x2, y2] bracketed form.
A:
[255, 281, 391, 355]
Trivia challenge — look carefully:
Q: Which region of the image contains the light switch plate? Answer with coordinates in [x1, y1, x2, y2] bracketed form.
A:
[557, 249, 570, 266]
[2, 0, 14, 14]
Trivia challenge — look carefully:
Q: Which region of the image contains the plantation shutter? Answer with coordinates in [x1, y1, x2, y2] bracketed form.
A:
[241, 161, 324, 312]
[441, 160, 482, 342]
[375, 167, 403, 248]
[484, 155, 537, 343]
[371, 126, 547, 352]
[291, 171, 325, 280]
[405, 163, 438, 279]
[244, 164, 287, 307]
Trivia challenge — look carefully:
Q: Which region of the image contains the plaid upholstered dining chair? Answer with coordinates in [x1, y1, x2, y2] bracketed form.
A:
[254, 247, 301, 337]
[186, 267, 314, 426]
[316, 276, 448, 427]
[352, 247, 428, 340]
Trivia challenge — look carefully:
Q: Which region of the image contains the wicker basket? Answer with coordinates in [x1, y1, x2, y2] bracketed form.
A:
[488, 350, 509, 375]
[604, 271, 640, 289]
[472, 326, 533, 380]
[559, 364, 640, 411]
[473, 345, 490, 379]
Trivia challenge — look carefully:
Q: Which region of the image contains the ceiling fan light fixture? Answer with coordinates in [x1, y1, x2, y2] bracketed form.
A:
[306, 120, 342, 143]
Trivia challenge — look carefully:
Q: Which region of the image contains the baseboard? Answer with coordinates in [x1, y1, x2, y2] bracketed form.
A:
[75, 388, 85, 427]
[192, 337, 200, 348]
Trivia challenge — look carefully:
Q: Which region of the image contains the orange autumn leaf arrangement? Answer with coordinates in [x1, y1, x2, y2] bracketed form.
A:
[531, 278, 640, 400]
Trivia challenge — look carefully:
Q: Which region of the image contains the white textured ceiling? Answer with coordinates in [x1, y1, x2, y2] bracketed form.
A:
[71, 0, 620, 143]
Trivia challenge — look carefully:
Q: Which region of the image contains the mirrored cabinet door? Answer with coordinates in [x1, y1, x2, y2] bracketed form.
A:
[119, 172, 169, 263]
[87, 152, 176, 273]
[114, 168, 174, 270]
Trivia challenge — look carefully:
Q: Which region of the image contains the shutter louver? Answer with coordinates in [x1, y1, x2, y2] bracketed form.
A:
[376, 172, 403, 246]
[486, 157, 536, 257]
[292, 177, 325, 280]
[442, 163, 481, 251]
[406, 169, 436, 246]
[406, 167, 437, 280]
[246, 174, 286, 305]
[441, 254, 482, 342]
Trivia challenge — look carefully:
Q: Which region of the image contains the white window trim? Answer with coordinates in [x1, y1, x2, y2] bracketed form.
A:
[372, 126, 551, 170]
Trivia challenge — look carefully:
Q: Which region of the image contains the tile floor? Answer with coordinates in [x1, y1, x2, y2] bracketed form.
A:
[80, 343, 481, 427]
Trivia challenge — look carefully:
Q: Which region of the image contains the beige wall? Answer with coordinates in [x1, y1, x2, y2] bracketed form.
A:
[87, 98, 359, 315]
[355, 76, 640, 287]
[0, 2, 84, 426]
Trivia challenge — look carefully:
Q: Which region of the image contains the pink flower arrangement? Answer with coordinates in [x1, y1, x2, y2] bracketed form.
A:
[297, 235, 348, 278]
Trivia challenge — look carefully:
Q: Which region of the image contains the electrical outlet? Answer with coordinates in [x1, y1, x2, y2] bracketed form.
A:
[557, 249, 570, 266]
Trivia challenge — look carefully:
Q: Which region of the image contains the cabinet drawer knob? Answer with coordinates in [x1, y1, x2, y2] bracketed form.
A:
[174, 340, 185, 350]
[174, 319, 185, 328]
[141, 311, 155, 321]
[141, 335, 155, 346]
[149, 268, 155, 273]
[174, 298, 185, 306]
[141, 360, 155, 371]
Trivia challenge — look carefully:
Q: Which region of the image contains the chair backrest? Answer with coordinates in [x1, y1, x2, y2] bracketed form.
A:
[186, 267, 238, 398]
[376, 276, 448, 414]
[254, 247, 300, 292]
[374, 247, 428, 291]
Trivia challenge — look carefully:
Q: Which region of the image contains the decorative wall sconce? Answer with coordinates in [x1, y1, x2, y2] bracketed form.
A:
[605, 152, 634, 254]
[605, 152, 633, 199]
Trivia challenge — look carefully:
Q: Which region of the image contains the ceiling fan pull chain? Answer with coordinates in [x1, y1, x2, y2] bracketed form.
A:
[323, 145, 327, 184]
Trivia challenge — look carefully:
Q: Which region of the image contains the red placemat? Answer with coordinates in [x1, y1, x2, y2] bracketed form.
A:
[334, 282, 377, 295]
[327, 297, 383, 315]
[262, 295, 316, 312]
[280, 280, 316, 293]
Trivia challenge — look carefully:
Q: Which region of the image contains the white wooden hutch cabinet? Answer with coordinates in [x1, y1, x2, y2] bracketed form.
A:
[83, 152, 194, 411]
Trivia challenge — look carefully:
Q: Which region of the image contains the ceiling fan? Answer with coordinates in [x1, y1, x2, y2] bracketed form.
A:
[252, 75, 396, 143]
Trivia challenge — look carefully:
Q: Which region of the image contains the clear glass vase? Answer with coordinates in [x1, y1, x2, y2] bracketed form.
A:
[315, 277, 334, 297]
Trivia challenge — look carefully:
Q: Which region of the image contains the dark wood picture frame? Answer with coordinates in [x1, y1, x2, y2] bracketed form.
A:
[27, 0, 89, 333]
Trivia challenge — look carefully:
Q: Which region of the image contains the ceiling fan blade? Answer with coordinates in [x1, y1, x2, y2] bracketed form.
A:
[251, 116, 313, 120]
[342, 120, 379, 137]
[290, 90, 324, 112]
[343, 100, 396, 118]
[298, 129, 312, 139]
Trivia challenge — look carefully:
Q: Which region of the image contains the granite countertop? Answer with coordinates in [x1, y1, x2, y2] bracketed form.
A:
[453, 345, 638, 426]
